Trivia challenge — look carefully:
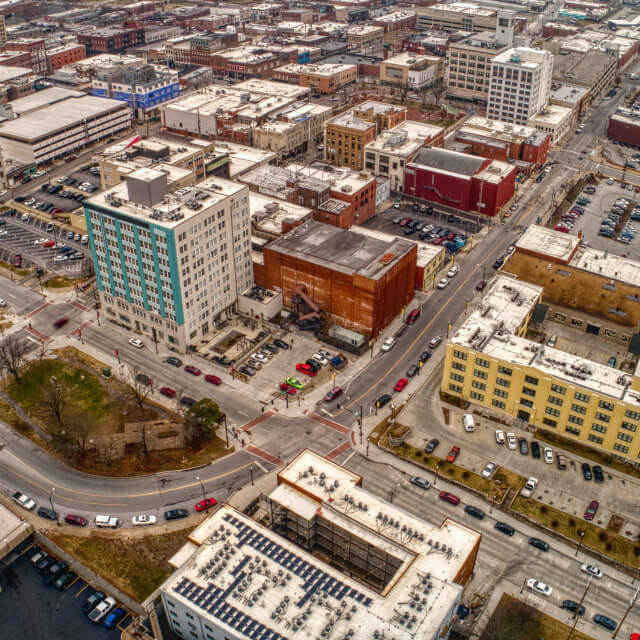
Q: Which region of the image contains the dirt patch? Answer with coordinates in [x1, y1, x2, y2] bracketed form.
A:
[607, 514, 624, 535]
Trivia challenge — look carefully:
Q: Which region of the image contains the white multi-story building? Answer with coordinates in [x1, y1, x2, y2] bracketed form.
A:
[84, 170, 252, 352]
[487, 47, 554, 126]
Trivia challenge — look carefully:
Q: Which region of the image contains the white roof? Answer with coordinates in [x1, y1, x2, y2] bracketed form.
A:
[516, 224, 579, 261]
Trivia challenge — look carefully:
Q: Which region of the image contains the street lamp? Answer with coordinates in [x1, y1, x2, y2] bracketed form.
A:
[574, 530, 585, 556]
[49, 487, 59, 526]
[221, 413, 229, 448]
[337, 403, 363, 444]
[196, 475, 207, 509]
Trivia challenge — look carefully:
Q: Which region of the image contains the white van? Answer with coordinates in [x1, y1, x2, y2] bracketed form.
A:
[463, 413, 475, 432]
[95, 514, 119, 528]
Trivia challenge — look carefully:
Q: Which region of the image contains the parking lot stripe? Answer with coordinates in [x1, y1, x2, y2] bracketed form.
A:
[20, 543, 35, 555]
[74, 582, 89, 598]
[66, 576, 81, 590]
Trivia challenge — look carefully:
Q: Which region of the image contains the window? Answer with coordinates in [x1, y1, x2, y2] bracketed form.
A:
[594, 412, 610, 423]
[626, 409, 640, 421]
[472, 380, 486, 391]
[470, 391, 484, 401]
[548, 395, 563, 406]
[498, 365, 512, 376]
[492, 399, 506, 409]
[621, 421, 637, 432]
[522, 387, 536, 397]
[545, 407, 561, 417]
[598, 400, 614, 411]
[567, 415, 583, 425]
[551, 384, 566, 395]
[542, 417, 557, 428]
[592, 423, 607, 433]
[575, 392, 590, 403]
[614, 443, 629, 454]
[494, 388, 508, 398]
[618, 432, 633, 443]
[571, 403, 586, 414]
[450, 372, 464, 383]
[449, 383, 462, 393]
[474, 369, 488, 380]
[520, 398, 534, 408]
[565, 426, 581, 435]
[525, 375, 538, 386]
[453, 350, 468, 360]
[588, 434, 604, 445]
[452, 361, 466, 371]
[475, 357, 490, 368]
[496, 377, 510, 388]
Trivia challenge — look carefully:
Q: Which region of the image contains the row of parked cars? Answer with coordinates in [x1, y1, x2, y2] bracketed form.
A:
[554, 201, 586, 234]
[599, 196, 637, 244]
[392, 217, 468, 253]
[236, 338, 290, 378]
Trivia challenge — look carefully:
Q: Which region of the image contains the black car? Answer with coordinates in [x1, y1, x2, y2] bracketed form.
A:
[528, 537, 549, 552]
[530, 441, 541, 459]
[376, 393, 392, 408]
[593, 465, 604, 483]
[494, 522, 515, 536]
[37, 556, 56, 574]
[407, 364, 419, 377]
[425, 438, 439, 454]
[274, 339, 289, 350]
[263, 343, 278, 353]
[82, 590, 105, 613]
[419, 350, 431, 363]
[181, 396, 196, 408]
[561, 600, 585, 616]
[464, 505, 485, 520]
[518, 438, 529, 455]
[593, 614, 617, 631]
[44, 561, 68, 586]
[165, 356, 183, 367]
[165, 509, 189, 521]
[305, 359, 321, 372]
[55, 570, 77, 591]
[581, 462, 593, 481]
[37, 506, 57, 520]
[238, 365, 256, 376]
[492, 259, 504, 270]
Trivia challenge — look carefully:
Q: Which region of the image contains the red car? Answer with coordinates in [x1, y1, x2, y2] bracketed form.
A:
[205, 374, 221, 385]
[184, 365, 201, 376]
[160, 386, 176, 398]
[195, 498, 217, 512]
[438, 491, 460, 506]
[296, 363, 317, 377]
[53, 317, 69, 328]
[394, 378, 408, 392]
[324, 387, 343, 402]
[554, 225, 569, 233]
[476, 281, 487, 291]
[584, 500, 599, 521]
[432, 238, 444, 245]
[398, 217, 412, 227]
[406, 308, 420, 325]
[42, 240, 55, 248]
[64, 514, 87, 526]
[446, 445, 460, 462]
[280, 382, 297, 395]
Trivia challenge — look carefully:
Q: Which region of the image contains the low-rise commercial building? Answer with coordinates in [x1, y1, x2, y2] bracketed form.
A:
[549, 81, 591, 119]
[417, 3, 502, 33]
[380, 52, 444, 90]
[272, 62, 357, 94]
[373, 10, 416, 32]
[1, 37, 46, 74]
[253, 120, 307, 162]
[404, 147, 517, 218]
[530, 104, 574, 145]
[0, 94, 131, 165]
[262, 221, 416, 335]
[608, 108, 640, 147]
[46, 42, 86, 73]
[346, 24, 384, 53]
[78, 27, 145, 55]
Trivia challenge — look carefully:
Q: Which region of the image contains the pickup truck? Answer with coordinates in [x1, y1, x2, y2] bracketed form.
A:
[330, 354, 347, 369]
[12, 491, 36, 510]
[520, 477, 538, 498]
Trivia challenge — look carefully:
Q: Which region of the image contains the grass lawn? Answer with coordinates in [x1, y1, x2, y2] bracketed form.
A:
[536, 428, 640, 481]
[481, 593, 593, 640]
[513, 495, 640, 568]
[49, 527, 192, 602]
[44, 275, 83, 289]
[0, 260, 31, 277]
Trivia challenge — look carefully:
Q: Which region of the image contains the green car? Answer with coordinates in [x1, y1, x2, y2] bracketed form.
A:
[286, 377, 305, 390]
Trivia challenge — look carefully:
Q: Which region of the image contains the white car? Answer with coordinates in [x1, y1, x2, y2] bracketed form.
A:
[57, 176, 68, 183]
[251, 352, 269, 363]
[12, 491, 36, 510]
[495, 429, 505, 445]
[520, 476, 538, 498]
[579, 123, 586, 129]
[447, 265, 460, 278]
[34, 237, 47, 245]
[543, 447, 553, 464]
[381, 337, 397, 352]
[481, 462, 498, 479]
[89, 596, 116, 623]
[311, 352, 329, 366]
[526, 579, 552, 596]
[0, 229, 7, 236]
[53, 254, 69, 262]
[506, 432, 517, 450]
[580, 563, 602, 578]
[437, 278, 449, 289]
[128, 337, 144, 349]
[132, 514, 157, 526]
[0, 299, 6, 307]
[428, 336, 442, 349]
[33, 170, 45, 178]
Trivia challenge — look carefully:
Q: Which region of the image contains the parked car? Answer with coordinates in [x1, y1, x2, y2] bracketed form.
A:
[286, 377, 304, 390]
[375, 393, 392, 408]
[165, 356, 183, 367]
[438, 491, 460, 505]
[436, 278, 449, 289]
[194, 498, 217, 512]
[495, 522, 515, 536]
[518, 438, 529, 455]
[481, 462, 497, 478]
[132, 514, 157, 526]
[592, 465, 605, 483]
[425, 438, 439, 454]
[104, 607, 125, 630]
[82, 590, 106, 613]
[64, 514, 87, 526]
[204, 374, 221, 385]
[506, 432, 517, 450]
[593, 614, 617, 631]
[37, 507, 57, 520]
[476, 281, 487, 291]
[280, 382, 296, 395]
[530, 441, 541, 458]
[296, 362, 317, 377]
[581, 563, 602, 578]
[581, 462, 593, 481]
[128, 338, 144, 349]
[584, 500, 599, 521]
[274, 339, 289, 350]
[464, 505, 485, 519]
[89, 597, 117, 623]
[520, 477, 538, 498]
[55, 571, 77, 591]
[381, 337, 397, 352]
[164, 509, 189, 521]
[160, 387, 176, 398]
[543, 447, 553, 464]
[528, 537, 549, 552]
[410, 476, 430, 490]
[560, 600, 585, 616]
[393, 378, 408, 392]
[495, 429, 505, 445]
[12, 491, 36, 510]
[184, 365, 201, 376]
[324, 387, 343, 402]
[446, 445, 460, 462]
[407, 364, 419, 377]
[428, 336, 442, 349]
[181, 396, 196, 407]
[44, 561, 68, 586]
[526, 579, 552, 596]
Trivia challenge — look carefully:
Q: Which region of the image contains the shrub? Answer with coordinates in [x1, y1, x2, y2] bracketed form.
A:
[551, 519, 559, 528]
[568, 518, 575, 528]
[540, 505, 548, 514]
[599, 531, 608, 542]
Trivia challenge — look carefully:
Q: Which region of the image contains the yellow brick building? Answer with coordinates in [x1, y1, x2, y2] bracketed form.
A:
[442, 270, 640, 465]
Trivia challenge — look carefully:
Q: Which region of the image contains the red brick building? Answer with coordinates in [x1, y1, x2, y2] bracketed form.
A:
[0, 50, 31, 69]
[260, 220, 417, 336]
[404, 147, 517, 218]
[46, 43, 86, 73]
[1, 38, 46, 74]
[607, 110, 640, 148]
[77, 28, 144, 55]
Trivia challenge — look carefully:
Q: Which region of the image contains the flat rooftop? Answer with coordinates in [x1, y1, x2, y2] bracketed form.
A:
[425, 2, 496, 17]
[515, 224, 580, 262]
[7, 86, 84, 116]
[411, 147, 486, 177]
[276, 62, 356, 76]
[266, 220, 415, 279]
[232, 79, 310, 100]
[0, 66, 32, 83]
[250, 192, 312, 236]
[366, 121, 444, 156]
[327, 112, 374, 131]
[384, 52, 441, 67]
[531, 104, 573, 126]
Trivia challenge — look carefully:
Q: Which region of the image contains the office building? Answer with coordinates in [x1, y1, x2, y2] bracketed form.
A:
[380, 52, 444, 90]
[487, 47, 554, 126]
[417, 3, 504, 33]
[84, 172, 252, 352]
[272, 63, 357, 94]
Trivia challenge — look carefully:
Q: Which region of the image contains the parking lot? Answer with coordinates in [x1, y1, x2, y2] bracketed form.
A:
[554, 179, 640, 261]
[0, 541, 132, 640]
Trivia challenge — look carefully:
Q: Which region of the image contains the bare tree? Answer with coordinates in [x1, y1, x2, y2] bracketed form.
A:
[0, 335, 30, 383]
[127, 366, 153, 413]
[36, 341, 49, 363]
[42, 379, 66, 427]
[65, 411, 94, 454]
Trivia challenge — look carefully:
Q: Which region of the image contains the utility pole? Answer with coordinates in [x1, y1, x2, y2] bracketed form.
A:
[612, 585, 639, 639]
[566, 575, 593, 640]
